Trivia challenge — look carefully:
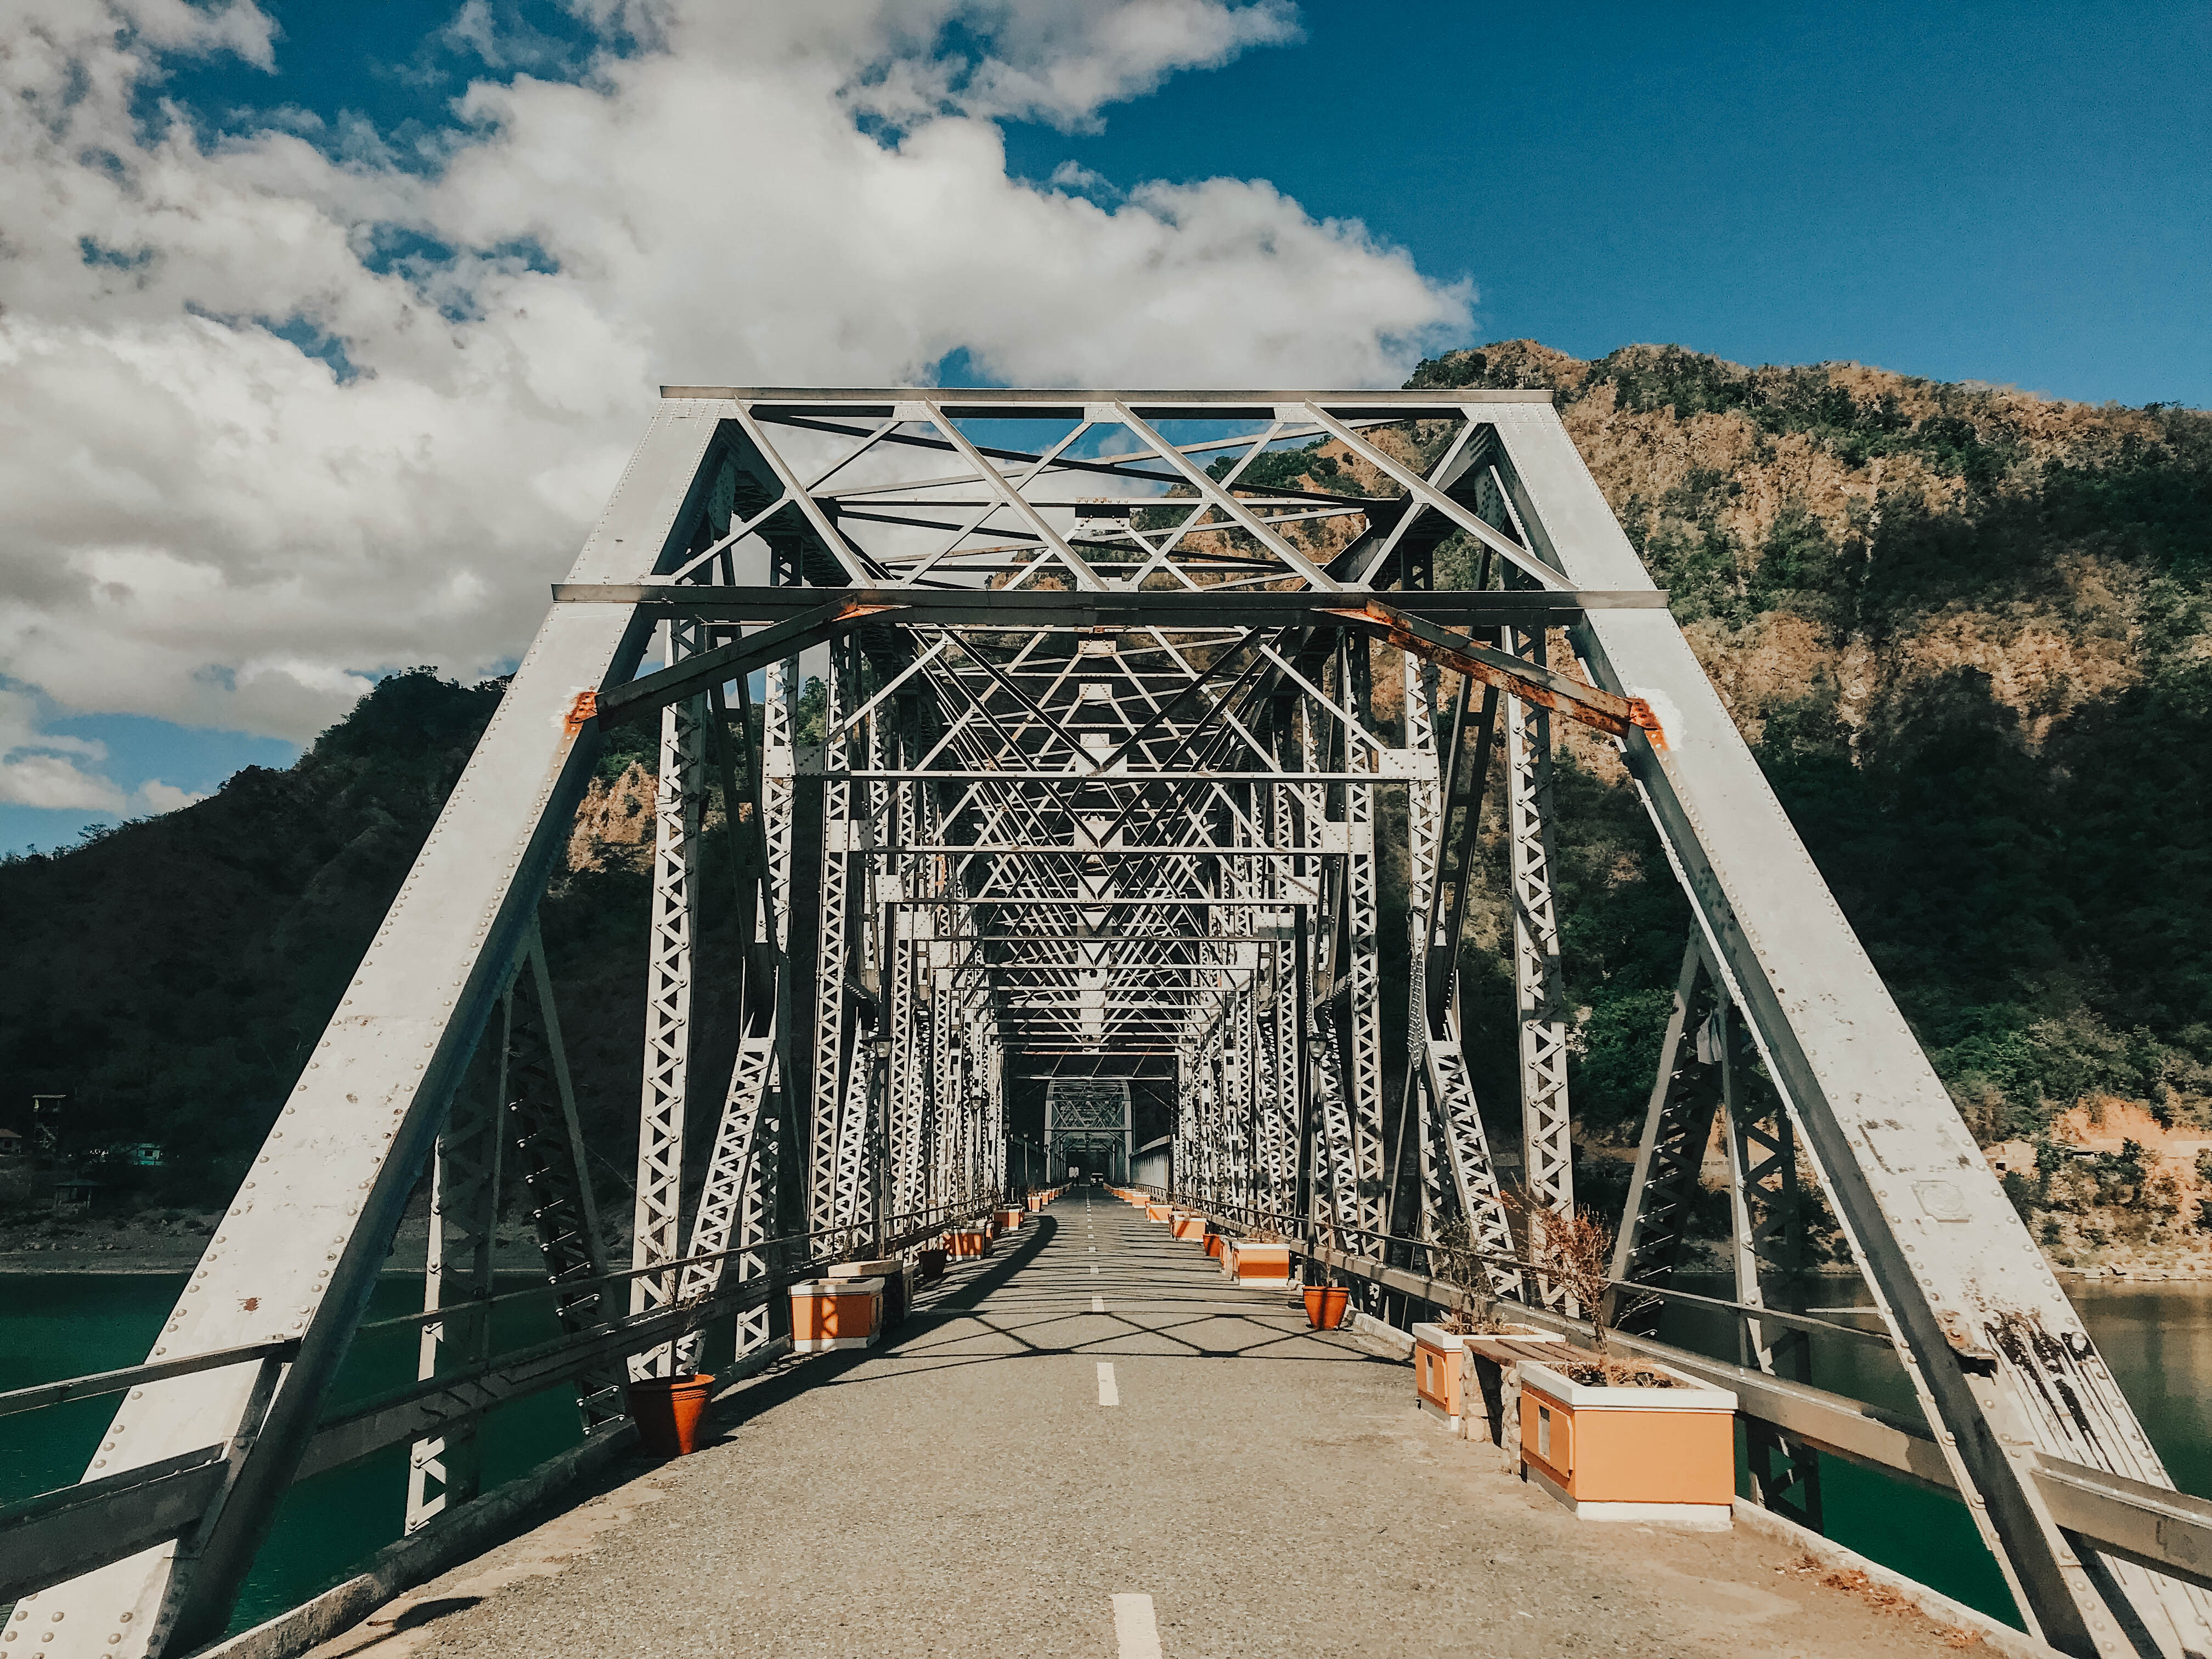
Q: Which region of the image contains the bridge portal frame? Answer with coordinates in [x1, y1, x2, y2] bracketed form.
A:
[19, 388, 2209, 1659]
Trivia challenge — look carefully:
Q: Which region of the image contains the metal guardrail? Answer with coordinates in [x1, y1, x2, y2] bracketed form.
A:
[1134, 1184, 2212, 1595]
[0, 1195, 1015, 1608]
[0, 1339, 301, 1421]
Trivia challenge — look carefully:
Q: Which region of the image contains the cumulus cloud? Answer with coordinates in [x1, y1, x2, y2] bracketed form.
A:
[0, 0, 1470, 747]
[0, 689, 126, 810]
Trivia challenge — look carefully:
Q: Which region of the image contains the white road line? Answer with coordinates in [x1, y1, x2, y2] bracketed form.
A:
[1091, 1263, 1099, 1276]
[1111, 1593, 1161, 1659]
[1087, 1246, 1096, 1252]
[1092, 1295, 1105, 1312]
[1097, 1362, 1120, 1407]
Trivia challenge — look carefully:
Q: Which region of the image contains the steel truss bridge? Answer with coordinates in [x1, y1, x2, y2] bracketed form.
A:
[9, 388, 2212, 1659]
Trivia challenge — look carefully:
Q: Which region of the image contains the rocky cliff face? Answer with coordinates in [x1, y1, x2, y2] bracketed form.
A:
[1409, 343, 2212, 1269]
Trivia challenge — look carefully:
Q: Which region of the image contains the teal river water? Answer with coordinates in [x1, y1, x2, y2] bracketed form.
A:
[3, 1272, 2207, 1632]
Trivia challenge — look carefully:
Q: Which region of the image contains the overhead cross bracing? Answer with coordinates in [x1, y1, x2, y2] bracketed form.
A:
[17, 388, 2212, 1659]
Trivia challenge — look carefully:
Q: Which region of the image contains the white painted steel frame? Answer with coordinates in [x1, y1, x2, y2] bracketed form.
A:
[33, 388, 2202, 1659]
[31, 405, 716, 1657]
[1492, 404, 2212, 1659]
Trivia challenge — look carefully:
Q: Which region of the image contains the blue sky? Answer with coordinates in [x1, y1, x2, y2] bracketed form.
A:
[3, 0, 2206, 855]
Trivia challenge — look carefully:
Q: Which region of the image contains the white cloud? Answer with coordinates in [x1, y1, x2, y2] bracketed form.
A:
[0, 689, 126, 810]
[0, 1, 1470, 746]
[138, 779, 208, 813]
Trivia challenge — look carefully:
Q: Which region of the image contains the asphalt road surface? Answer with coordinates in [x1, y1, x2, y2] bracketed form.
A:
[308, 1189, 1991, 1659]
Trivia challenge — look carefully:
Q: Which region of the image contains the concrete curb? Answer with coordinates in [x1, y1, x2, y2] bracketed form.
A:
[1348, 1310, 1414, 1359]
[1730, 1498, 2063, 1659]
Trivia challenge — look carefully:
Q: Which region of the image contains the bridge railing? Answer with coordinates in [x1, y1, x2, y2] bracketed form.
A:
[0, 1194, 1009, 1609]
[1124, 1182, 2212, 1600]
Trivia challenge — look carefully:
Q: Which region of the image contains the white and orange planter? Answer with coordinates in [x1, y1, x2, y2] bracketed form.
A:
[829, 1256, 912, 1329]
[1410, 1324, 1568, 1440]
[996, 1206, 1024, 1231]
[1515, 1358, 1736, 1527]
[1171, 1212, 1207, 1243]
[1145, 1202, 1171, 1222]
[1410, 1324, 1475, 1433]
[790, 1277, 883, 1353]
[948, 1227, 992, 1259]
[1219, 1238, 1292, 1289]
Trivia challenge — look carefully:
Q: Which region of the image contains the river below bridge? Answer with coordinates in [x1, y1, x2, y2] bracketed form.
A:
[3, 1269, 2207, 1636]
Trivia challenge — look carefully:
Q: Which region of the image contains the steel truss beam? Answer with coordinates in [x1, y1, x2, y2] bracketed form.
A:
[25, 389, 2201, 1659]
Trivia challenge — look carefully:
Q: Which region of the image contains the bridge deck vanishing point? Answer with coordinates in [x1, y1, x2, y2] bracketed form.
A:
[299, 1192, 1980, 1659]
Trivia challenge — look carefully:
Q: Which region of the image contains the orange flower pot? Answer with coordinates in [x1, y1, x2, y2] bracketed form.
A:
[949, 1228, 992, 1258]
[626, 1373, 716, 1458]
[1145, 1203, 1171, 1222]
[1172, 1214, 1207, 1243]
[1304, 1285, 1349, 1329]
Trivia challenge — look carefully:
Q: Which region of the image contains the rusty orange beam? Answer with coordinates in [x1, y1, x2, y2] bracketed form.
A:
[1317, 597, 1660, 743]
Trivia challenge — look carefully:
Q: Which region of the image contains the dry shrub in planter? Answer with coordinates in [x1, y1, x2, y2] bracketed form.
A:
[1505, 1195, 1735, 1524]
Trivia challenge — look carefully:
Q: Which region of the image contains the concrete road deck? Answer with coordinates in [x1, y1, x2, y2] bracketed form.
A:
[319, 1190, 1996, 1658]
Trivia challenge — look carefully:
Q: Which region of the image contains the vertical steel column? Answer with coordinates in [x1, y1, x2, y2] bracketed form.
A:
[1505, 625, 1575, 1304]
[1345, 765, 1387, 1248]
[628, 620, 707, 1376]
[810, 648, 856, 1238]
[673, 1020, 777, 1373]
[1720, 1003, 1826, 1530]
[403, 1015, 503, 1533]
[1607, 938, 1725, 1336]
[1402, 650, 1446, 1249]
[760, 647, 800, 1286]
[1271, 780, 1302, 1220]
[506, 936, 619, 1425]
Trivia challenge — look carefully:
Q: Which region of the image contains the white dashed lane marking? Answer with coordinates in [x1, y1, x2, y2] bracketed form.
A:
[1091, 1295, 1104, 1312]
[1097, 1362, 1119, 1407]
[1112, 1593, 1161, 1658]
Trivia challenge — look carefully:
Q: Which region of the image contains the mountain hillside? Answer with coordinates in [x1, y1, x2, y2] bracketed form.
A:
[1409, 342, 2212, 1271]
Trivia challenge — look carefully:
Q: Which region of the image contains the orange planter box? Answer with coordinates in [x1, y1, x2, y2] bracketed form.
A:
[789, 1278, 882, 1353]
[997, 1207, 1024, 1231]
[829, 1257, 912, 1329]
[949, 1228, 992, 1258]
[1204, 1233, 1224, 1259]
[1171, 1214, 1207, 1243]
[1515, 1359, 1737, 1526]
[1145, 1203, 1171, 1222]
[1221, 1240, 1291, 1288]
[1411, 1324, 1473, 1433]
